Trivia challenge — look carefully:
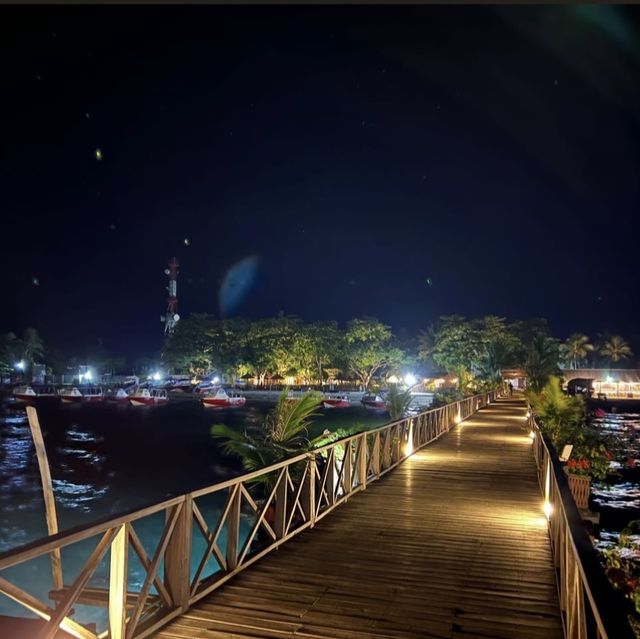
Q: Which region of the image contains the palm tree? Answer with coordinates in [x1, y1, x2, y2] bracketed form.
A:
[385, 385, 413, 420]
[525, 335, 560, 392]
[211, 389, 326, 488]
[599, 335, 633, 365]
[561, 333, 594, 370]
[21, 328, 44, 364]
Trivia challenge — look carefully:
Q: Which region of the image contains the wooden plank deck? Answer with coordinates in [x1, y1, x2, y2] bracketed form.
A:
[156, 398, 562, 639]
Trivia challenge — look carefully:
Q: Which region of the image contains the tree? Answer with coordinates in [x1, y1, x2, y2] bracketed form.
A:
[524, 334, 560, 392]
[21, 328, 44, 364]
[211, 390, 325, 488]
[162, 314, 216, 375]
[343, 318, 404, 390]
[599, 335, 633, 365]
[385, 385, 412, 420]
[560, 333, 594, 370]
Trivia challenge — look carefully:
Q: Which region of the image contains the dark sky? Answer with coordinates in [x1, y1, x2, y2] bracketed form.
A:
[2, 5, 640, 358]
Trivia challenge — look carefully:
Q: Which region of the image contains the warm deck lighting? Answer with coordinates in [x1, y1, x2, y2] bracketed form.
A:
[529, 430, 536, 440]
[543, 501, 553, 520]
[454, 412, 462, 424]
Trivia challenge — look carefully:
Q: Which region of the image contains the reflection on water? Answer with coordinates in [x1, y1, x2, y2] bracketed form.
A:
[0, 398, 386, 625]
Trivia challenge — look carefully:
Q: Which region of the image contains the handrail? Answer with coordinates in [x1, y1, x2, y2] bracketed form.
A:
[528, 410, 635, 639]
[0, 390, 497, 639]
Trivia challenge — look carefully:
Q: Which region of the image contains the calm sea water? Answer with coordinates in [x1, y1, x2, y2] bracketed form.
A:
[0, 397, 387, 550]
[0, 397, 387, 627]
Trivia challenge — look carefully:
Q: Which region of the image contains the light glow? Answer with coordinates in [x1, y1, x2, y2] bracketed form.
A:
[404, 373, 417, 386]
[152, 372, 161, 381]
[529, 430, 536, 440]
[15, 361, 25, 371]
[454, 411, 462, 424]
[212, 376, 220, 384]
[543, 501, 553, 520]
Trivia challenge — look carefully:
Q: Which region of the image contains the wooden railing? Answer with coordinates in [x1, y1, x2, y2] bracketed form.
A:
[0, 391, 497, 639]
[528, 411, 635, 639]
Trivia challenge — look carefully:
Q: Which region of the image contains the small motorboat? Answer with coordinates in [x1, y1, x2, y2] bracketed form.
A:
[129, 388, 169, 407]
[361, 394, 386, 410]
[81, 387, 103, 403]
[201, 388, 246, 408]
[106, 388, 130, 403]
[59, 387, 84, 404]
[322, 394, 351, 409]
[13, 385, 37, 403]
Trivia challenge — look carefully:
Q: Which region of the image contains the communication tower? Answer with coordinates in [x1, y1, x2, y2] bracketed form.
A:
[161, 257, 180, 334]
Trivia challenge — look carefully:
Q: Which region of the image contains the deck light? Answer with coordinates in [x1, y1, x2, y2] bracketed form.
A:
[454, 412, 462, 424]
[529, 430, 536, 440]
[543, 501, 553, 520]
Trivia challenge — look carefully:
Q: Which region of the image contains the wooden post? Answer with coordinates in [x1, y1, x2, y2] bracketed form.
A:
[357, 435, 367, 489]
[26, 406, 63, 591]
[109, 523, 128, 639]
[274, 470, 287, 539]
[164, 495, 192, 612]
[372, 432, 380, 477]
[226, 486, 241, 571]
[342, 442, 352, 496]
[326, 450, 336, 506]
[302, 455, 316, 527]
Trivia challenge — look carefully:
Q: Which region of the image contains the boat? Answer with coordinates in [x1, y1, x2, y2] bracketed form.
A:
[59, 387, 84, 404]
[106, 388, 130, 403]
[81, 387, 103, 403]
[322, 393, 351, 409]
[201, 388, 246, 408]
[361, 394, 386, 410]
[129, 388, 169, 407]
[12, 385, 37, 403]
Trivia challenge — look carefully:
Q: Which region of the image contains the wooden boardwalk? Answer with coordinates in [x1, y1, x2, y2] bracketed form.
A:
[157, 398, 562, 639]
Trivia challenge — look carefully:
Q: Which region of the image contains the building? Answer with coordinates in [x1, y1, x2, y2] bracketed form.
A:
[561, 368, 640, 399]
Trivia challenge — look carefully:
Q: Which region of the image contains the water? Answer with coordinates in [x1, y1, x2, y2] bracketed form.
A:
[0, 398, 387, 547]
[0, 397, 388, 627]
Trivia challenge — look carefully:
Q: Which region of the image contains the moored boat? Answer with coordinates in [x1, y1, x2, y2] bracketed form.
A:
[201, 388, 246, 408]
[59, 387, 84, 404]
[322, 393, 351, 409]
[106, 388, 130, 403]
[12, 385, 36, 403]
[129, 388, 169, 407]
[361, 393, 386, 410]
[82, 387, 103, 403]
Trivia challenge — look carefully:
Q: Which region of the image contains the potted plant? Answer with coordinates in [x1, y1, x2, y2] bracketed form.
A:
[564, 444, 613, 509]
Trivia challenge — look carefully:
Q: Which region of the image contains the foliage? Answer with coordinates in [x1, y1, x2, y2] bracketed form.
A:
[0, 328, 45, 378]
[599, 334, 633, 365]
[602, 521, 640, 619]
[560, 333, 595, 370]
[343, 317, 404, 389]
[385, 385, 413, 420]
[430, 388, 462, 408]
[524, 334, 560, 392]
[211, 389, 327, 489]
[527, 376, 584, 446]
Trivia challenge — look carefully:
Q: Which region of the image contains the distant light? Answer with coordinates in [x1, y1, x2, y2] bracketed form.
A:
[184, 238, 190, 246]
[94, 148, 103, 161]
[543, 501, 553, 520]
[404, 374, 417, 386]
[78, 373, 84, 381]
[607, 376, 613, 384]
[529, 430, 536, 440]
[387, 375, 399, 384]
[212, 376, 220, 384]
[152, 372, 161, 381]
[15, 361, 25, 371]
[84, 370, 92, 381]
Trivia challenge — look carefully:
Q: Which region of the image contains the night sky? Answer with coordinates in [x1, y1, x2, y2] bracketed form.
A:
[2, 6, 640, 358]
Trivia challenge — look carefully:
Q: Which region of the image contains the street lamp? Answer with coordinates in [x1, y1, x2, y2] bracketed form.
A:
[404, 373, 417, 387]
[15, 361, 25, 371]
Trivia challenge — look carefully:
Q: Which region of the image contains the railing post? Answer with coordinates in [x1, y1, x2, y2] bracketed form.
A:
[372, 432, 381, 477]
[357, 434, 367, 489]
[274, 469, 287, 538]
[108, 523, 128, 639]
[164, 495, 192, 612]
[342, 441, 352, 496]
[302, 455, 316, 527]
[226, 485, 241, 571]
[327, 450, 336, 506]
